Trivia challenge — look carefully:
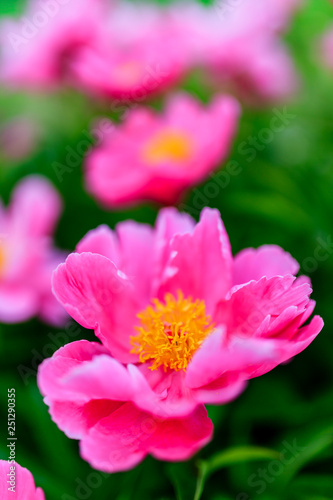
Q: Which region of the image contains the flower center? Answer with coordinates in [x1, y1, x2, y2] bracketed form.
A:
[143, 130, 193, 166]
[112, 61, 144, 87]
[130, 291, 214, 371]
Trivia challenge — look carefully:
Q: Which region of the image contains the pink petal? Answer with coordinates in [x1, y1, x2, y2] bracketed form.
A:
[80, 402, 147, 472]
[9, 175, 62, 237]
[246, 315, 324, 379]
[129, 364, 199, 418]
[80, 403, 212, 472]
[76, 225, 120, 262]
[85, 149, 150, 208]
[52, 253, 140, 362]
[150, 405, 213, 461]
[38, 340, 135, 403]
[36, 251, 69, 327]
[233, 245, 299, 286]
[0, 285, 38, 323]
[152, 207, 195, 292]
[77, 221, 155, 303]
[0, 460, 45, 500]
[186, 328, 280, 390]
[217, 275, 312, 338]
[157, 208, 232, 313]
[48, 399, 123, 440]
[192, 373, 247, 405]
[116, 220, 155, 301]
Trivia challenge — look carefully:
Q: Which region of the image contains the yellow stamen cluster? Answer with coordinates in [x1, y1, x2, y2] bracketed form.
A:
[131, 291, 214, 371]
[143, 130, 193, 166]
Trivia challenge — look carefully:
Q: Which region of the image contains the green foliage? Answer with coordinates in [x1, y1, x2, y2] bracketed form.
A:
[0, 0, 333, 499]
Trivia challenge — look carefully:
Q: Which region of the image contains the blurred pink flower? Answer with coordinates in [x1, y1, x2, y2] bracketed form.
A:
[38, 208, 323, 472]
[169, 0, 300, 102]
[0, 460, 45, 499]
[69, 1, 192, 101]
[0, 0, 108, 89]
[85, 93, 240, 207]
[0, 0, 300, 104]
[0, 175, 67, 325]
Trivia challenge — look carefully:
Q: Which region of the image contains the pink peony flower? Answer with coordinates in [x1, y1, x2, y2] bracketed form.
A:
[0, 175, 67, 325]
[68, 2, 192, 102]
[85, 93, 240, 207]
[0, 0, 107, 90]
[0, 0, 300, 104]
[168, 0, 300, 102]
[38, 208, 323, 472]
[0, 460, 45, 499]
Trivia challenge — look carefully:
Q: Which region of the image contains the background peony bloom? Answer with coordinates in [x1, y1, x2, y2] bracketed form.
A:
[68, 1, 192, 101]
[85, 93, 240, 207]
[0, 460, 45, 499]
[0, 0, 300, 104]
[168, 0, 300, 102]
[38, 208, 323, 472]
[0, 0, 108, 89]
[0, 175, 67, 325]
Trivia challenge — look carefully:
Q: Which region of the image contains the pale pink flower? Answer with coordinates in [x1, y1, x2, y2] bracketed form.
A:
[68, 1, 192, 101]
[0, 0, 107, 89]
[0, 460, 45, 500]
[38, 208, 323, 472]
[85, 93, 240, 207]
[0, 175, 67, 325]
[168, 0, 300, 102]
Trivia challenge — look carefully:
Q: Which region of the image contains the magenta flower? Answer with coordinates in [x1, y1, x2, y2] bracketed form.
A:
[0, 0, 107, 89]
[0, 460, 45, 499]
[169, 0, 300, 102]
[0, 175, 67, 325]
[38, 208, 323, 472]
[69, 1, 191, 102]
[85, 93, 240, 207]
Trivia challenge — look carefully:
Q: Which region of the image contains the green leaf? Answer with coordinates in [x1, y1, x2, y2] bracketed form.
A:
[167, 462, 198, 500]
[276, 426, 333, 490]
[193, 447, 280, 500]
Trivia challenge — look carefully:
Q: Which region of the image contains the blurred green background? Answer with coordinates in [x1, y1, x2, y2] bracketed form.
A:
[0, 0, 333, 499]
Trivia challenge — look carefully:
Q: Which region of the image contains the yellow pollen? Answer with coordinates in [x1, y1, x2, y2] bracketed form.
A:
[0, 244, 6, 276]
[130, 291, 214, 372]
[143, 130, 193, 166]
